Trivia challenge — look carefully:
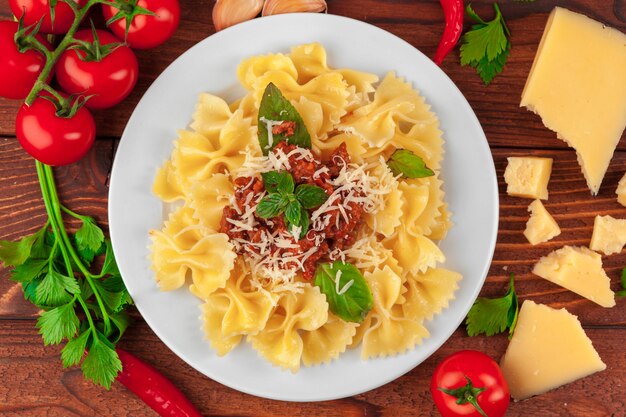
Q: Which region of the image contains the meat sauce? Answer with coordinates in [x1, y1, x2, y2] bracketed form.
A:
[219, 142, 364, 279]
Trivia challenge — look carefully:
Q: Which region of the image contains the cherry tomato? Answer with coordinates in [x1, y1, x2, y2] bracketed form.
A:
[430, 350, 510, 417]
[0, 21, 51, 100]
[16, 96, 96, 166]
[9, 0, 87, 35]
[56, 29, 139, 109]
[102, 0, 179, 49]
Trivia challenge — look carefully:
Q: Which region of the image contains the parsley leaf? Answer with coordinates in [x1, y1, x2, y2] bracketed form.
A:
[314, 262, 373, 323]
[11, 258, 48, 283]
[61, 329, 90, 368]
[75, 216, 105, 253]
[466, 274, 519, 338]
[460, 3, 511, 85]
[35, 269, 80, 306]
[257, 83, 311, 154]
[81, 330, 122, 390]
[37, 300, 80, 345]
[0, 225, 47, 267]
[616, 268, 626, 298]
[100, 240, 120, 277]
[387, 149, 435, 179]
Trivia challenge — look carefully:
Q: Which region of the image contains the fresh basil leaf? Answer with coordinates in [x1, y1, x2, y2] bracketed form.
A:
[257, 83, 311, 155]
[262, 171, 295, 194]
[284, 201, 302, 227]
[314, 262, 373, 323]
[256, 193, 288, 218]
[387, 149, 435, 179]
[295, 184, 328, 209]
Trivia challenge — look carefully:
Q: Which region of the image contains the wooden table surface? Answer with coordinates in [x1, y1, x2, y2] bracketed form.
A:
[1, 0, 625, 416]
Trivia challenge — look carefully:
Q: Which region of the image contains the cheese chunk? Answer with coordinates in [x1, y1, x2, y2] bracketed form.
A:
[520, 7, 626, 195]
[616, 173, 626, 207]
[524, 200, 561, 245]
[532, 246, 615, 307]
[590, 215, 626, 255]
[500, 300, 606, 401]
[504, 157, 552, 200]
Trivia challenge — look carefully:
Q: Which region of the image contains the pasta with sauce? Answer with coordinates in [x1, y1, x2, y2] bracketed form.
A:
[150, 43, 461, 371]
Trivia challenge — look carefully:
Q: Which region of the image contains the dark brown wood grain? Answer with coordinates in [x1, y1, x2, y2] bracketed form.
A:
[0, 0, 625, 415]
[0, 321, 624, 417]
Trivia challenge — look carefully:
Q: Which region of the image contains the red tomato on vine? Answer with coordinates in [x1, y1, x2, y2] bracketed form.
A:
[9, 0, 87, 34]
[56, 29, 139, 109]
[102, 0, 180, 49]
[430, 350, 510, 417]
[0, 21, 51, 99]
[16, 95, 96, 166]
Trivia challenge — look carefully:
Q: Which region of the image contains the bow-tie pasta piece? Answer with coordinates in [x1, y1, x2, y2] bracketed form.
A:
[191, 93, 236, 144]
[188, 173, 234, 231]
[238, 53, 298, 90]
[301, 314, 357, 367]
[249, 285, 328, 372]
[402, 268, 461, 322]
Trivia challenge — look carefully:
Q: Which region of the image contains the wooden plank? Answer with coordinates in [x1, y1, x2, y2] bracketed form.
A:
[2, 141, 626, 323]
[0, 319, 623, 416]
[0, 0, 624, 151]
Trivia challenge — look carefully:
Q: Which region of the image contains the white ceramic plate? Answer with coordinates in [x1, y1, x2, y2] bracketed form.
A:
[109, 13, 498, 402]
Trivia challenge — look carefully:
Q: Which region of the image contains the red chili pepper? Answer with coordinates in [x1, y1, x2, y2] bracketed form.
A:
[433, 0, 464, 65]
[116, 348, 203, 417]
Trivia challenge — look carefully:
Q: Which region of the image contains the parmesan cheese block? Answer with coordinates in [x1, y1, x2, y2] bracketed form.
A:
[520, 7, 626, 195]
[524, 200, 561, 245]
[590, 215, 626, 255]
[500, 300, 606, 401]
[532, 246, 615, 307]
[616, 173, 626, 207]
[504, 157, 552, 200]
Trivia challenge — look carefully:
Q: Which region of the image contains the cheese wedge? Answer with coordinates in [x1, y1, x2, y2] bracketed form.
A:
[616, 173, 626, 207]
[504, 157, 552, 200]
[524, 200, 561, 245]
[590, 215, 626, 255]
[532, 246, 615, 307]
[500, 300, 606, 401]
[520, 7, 626, 195]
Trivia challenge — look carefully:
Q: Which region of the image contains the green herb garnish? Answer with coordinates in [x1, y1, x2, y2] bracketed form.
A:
[257, 83, 311, 154]
[0, 165, 132, 389]
[256, 171, 327, 239]
[460, 3, 511, 85]
[617, 268, 626, 298]
[387, 149, 435, 178]
[465, 273, 519, 338]
[313, 262, 373, 323]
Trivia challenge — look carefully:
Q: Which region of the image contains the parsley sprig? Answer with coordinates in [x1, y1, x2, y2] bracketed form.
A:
[0, 163, 132, 389]
[465, 273, 519, 338]
[256, 171, 328, 239]
[460, 3, 511, 85]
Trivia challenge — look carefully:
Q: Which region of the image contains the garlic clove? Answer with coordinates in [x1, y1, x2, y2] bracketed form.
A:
[262, 0, 327, 16]
[212, 0, 265, 32]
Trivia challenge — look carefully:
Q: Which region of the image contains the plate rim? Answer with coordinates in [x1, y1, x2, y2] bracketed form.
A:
[109, 12, 499, 402]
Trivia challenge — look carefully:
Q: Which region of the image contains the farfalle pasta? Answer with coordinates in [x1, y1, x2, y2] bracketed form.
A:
[150, 43, 461, 372]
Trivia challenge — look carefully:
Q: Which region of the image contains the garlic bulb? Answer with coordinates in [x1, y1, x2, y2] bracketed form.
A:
[262, 0, 327, 16]
[212, 0, 265, 31]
